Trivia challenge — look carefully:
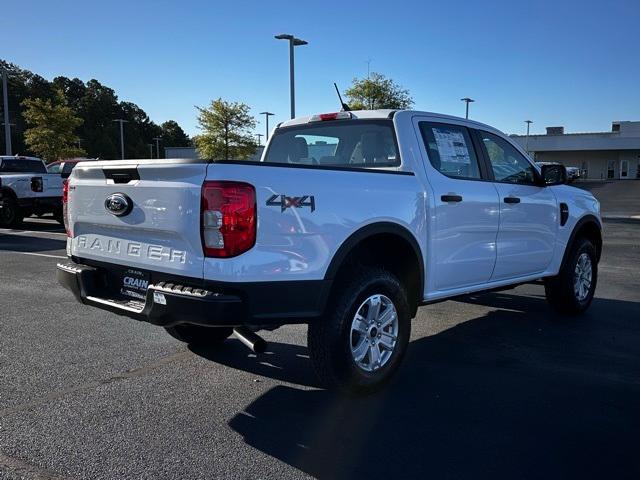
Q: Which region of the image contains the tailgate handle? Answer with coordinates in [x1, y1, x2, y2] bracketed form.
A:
[103, 168, 140, 184]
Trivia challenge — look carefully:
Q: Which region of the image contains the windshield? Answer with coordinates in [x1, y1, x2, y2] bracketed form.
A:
[0, 159, 47, 174]
[263, 120, 400, 168]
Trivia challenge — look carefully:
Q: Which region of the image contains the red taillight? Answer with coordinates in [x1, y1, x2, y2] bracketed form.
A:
[201, 181, 256, 258]
[62, 179, 71, 237]
[310, 112, 352, 122]
[319, 113, 339, 121]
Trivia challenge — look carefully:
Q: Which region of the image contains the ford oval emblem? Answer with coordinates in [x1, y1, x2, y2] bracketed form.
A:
[104, 193, 133, 217]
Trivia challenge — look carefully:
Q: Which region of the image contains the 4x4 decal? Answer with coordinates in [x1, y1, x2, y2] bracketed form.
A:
[266, 194, 315, 212]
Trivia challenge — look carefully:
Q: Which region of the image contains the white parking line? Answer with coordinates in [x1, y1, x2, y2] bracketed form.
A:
[0, 229, 67, 237]
[0, 250, 67, 259]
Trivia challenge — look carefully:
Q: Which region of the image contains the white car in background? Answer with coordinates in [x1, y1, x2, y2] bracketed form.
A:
[0, 156, 64, 227]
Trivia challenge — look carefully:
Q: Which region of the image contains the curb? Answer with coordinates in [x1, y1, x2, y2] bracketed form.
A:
[602, 215, 640, 222]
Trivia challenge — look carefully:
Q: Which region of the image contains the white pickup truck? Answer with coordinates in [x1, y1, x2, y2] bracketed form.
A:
[57, 110, 602, 392]
[0, 156, 64, 227]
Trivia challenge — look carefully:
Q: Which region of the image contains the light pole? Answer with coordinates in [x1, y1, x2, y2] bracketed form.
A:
[275, 34, 308, 119]
[525, 120, 533, 153]
[460, 97, 474, 119]
[147, 143, 154, 159]
[2, 69, 12, 155]
[113, 119, 128, 159]
[256, 133, 264, 146]
[153, 137, 162, 159]
[260, 111, 275, 140]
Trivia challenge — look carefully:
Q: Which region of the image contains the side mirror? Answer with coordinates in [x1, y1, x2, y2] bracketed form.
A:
[540, 164, 567, 186]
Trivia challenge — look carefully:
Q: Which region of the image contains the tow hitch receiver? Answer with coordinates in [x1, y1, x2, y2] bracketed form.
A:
[233, 327, 267, 354]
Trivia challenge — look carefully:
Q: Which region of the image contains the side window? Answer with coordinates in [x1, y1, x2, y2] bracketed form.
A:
[419, 122, 481, 180]
[62, 163, 75, 176]
[47, 163, 62, 174]
[479, 131, 537, 185]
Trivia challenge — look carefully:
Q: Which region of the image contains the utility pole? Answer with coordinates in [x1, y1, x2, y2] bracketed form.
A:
[256, 133, 264, 146]
[260, 111, 275, 140]
[2, 69, 12, 155]
[525, 120, 533, 153]
[275, 34, 308, 119]
[147, 143, 154, 159]
[366, 58, 372, 79]
[153, 137, 161, 159]
[460, 97, 475, 119]
[112, 119, 128, 159]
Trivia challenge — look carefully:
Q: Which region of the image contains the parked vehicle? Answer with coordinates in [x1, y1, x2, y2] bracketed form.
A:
[57, 110, 602, 392]
[0, 156, 64, 227]
[47, 158, 97, 179]
[566, 166, 581, 181]
[536, 162, 580, 182]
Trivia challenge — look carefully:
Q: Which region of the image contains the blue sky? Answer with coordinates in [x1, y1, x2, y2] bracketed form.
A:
[4, 0, 639, 137]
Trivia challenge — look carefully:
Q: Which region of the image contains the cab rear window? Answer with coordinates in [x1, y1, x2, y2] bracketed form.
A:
[0, 159, 47, 174]
[263, 120, 400, 168]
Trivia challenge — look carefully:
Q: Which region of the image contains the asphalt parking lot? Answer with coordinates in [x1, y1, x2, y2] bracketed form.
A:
[1, 215, 639, 480]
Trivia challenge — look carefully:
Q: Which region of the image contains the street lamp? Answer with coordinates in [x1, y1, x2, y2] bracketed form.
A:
[260, 111, 275, 140]
[256, 133, 264, 146]
[153, 137, 162, 159]
[525, 120, 533, 153]
[147, 143, 154, 159]
[112, 119, 129, 159]
[2, 69, 12, 155]
[275, 34, 308, 119]
[460, 97, 474, 119]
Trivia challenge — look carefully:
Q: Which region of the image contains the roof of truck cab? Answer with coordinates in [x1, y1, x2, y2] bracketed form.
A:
[276, 109, 504, 135]
[0, 156, 43, 161]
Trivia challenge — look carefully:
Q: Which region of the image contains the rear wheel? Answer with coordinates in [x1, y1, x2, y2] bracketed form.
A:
[307, 267, 411, 393]
[544, 237, 598, 315]
[53, 207, 64, 225]
[164, 325, 233, 346]
[0, 196, 22, 228]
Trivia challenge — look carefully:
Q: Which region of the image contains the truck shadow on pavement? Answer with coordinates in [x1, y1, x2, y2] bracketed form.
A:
[0, 218, 66, 253]
[203, 293, 640, 479]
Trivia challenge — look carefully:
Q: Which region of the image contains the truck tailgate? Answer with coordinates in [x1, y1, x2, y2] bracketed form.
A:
[68, 159, 208, 279]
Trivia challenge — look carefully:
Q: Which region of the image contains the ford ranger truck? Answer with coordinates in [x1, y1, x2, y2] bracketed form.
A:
[0, 156, 64, 227]
[56, 110, 602, 392]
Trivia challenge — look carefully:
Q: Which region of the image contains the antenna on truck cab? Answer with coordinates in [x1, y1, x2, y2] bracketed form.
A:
[334, 83, 351, 112]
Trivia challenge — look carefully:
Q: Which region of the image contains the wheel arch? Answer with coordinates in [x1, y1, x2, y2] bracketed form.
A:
[562, 214, 603, 267]
[0, 186, 18, 200]
[323, 222, 425, 317]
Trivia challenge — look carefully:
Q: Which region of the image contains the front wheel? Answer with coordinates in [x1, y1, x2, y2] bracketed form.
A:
[307, 267, 411, 393]
[164, 325, 232, 346]
[0, 197, 22, 228]
[544, 237, 598, 315]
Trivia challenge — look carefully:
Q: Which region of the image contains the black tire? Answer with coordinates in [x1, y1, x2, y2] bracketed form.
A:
[164, 325, 233, 346]
[307, 267, 411, 394]
[53, 207, 64, 225]
[544, 237, 598, 315]
[0, 196, 23, 228]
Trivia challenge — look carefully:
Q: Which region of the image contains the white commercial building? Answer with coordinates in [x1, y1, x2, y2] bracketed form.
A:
[511, 121, 640, 180]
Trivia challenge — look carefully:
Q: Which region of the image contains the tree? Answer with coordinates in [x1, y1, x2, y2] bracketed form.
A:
[345, 72, 414, 110]
[194, 99, 256, 160]
[22, 93, 85, 162]
[2, 58, 192, 160]
[161, 120, 190, 148]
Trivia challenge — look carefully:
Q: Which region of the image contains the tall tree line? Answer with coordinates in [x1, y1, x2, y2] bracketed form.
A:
[0, 60, 190, 161]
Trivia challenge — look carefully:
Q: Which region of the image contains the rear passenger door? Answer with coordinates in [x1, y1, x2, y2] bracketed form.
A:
[475, 130, 558, 280]
[416, 120, 500, 291]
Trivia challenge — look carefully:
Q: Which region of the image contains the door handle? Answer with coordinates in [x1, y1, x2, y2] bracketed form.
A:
[441, 194, 463, 203]
[504, 197, 521, 204]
